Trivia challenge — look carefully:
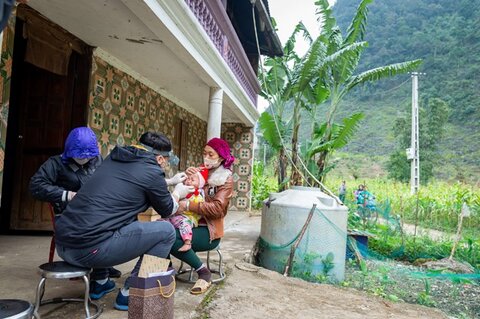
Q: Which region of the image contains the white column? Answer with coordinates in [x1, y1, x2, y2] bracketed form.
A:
[207, 87, 223, 140]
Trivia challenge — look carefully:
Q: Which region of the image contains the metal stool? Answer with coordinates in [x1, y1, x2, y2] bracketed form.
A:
[176, 246, 225, 283]
[0, 299, 35, 319]
[33, 261, 102, 319]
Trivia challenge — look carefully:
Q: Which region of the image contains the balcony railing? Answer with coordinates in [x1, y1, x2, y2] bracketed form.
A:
[184, 0, 260, 106]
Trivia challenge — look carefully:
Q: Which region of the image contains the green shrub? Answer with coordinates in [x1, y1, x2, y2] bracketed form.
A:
[368, 225, 480, 270]
[251, 161, 278, 209]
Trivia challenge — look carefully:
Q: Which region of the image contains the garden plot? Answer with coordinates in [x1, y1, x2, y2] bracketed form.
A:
[344, 258, 480, 319]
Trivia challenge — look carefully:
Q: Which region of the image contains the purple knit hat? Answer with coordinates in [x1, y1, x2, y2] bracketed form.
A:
[206, 137, 235, 169]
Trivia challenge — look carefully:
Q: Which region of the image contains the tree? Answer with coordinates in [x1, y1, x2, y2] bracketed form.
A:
[307, 0, 422, 183]
[387, 97, 450, 183]
[258, 22, 309, 190]
[260, 0, 422, 188]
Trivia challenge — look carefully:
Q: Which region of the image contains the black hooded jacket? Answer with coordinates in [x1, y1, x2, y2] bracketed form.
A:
[29, 155, 102, 214]
[55, 146, 174, 249]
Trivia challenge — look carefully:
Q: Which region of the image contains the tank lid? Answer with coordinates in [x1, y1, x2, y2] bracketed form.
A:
[268, 187, 346, 211]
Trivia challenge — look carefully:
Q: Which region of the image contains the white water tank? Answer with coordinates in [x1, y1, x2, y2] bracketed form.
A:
[259, 186, 348, 282]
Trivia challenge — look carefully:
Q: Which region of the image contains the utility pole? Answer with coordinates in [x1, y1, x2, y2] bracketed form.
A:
[408, 72, 424, 194]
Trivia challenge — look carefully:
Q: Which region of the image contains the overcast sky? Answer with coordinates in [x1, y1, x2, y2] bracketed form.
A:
[258, 0, 329, 111]
[269, 0, 321, 55]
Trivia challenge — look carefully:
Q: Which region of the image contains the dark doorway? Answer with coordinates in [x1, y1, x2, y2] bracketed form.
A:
[0, 13, 91, 232]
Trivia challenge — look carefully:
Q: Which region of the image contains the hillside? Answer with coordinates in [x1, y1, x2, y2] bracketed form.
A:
[328, 0, 480, 182]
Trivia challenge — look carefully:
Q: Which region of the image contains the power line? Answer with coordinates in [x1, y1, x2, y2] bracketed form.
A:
[365, 78, 411, 97]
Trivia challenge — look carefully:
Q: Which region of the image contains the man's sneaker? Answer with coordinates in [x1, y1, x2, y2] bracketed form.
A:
[108, 267, 122, 278]
[114, 290, 129, 311]
[89, 279, 116, 300]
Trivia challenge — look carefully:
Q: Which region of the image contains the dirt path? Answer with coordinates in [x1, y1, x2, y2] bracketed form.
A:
[401, 222, 455, 241]
[201, 263, 448, 319]
[379, 217, 455, 241]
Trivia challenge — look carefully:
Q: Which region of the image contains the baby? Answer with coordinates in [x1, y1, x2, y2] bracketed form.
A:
[168, 168, 208, 251]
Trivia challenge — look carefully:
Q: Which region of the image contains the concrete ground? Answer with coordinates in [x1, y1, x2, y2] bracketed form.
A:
[0, 210, 259, 319]
[0, 211, 448, 319]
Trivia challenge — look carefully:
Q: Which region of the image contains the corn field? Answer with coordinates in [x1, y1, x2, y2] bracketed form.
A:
[326, 178, 480, 234]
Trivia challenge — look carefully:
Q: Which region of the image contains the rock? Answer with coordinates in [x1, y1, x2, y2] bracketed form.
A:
[420, 257, 475, 274]
[235, 262, 262, 272]
[412, 258, 435, 266]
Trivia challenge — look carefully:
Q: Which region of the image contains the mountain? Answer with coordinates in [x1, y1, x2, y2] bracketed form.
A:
[328, 0, 480, 182]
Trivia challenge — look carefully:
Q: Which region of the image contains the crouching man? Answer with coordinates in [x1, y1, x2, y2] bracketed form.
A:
[55, 131, 193, 311]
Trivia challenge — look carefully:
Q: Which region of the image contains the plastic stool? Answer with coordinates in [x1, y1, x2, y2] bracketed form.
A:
[33, 261, 102, 319]
[0, 299, 34, 319]
[176, 247, 225, 283]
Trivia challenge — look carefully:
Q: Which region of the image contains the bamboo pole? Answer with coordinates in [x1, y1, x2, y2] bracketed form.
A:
[283, 204, 317, 277]
[449, 208, 465, 260]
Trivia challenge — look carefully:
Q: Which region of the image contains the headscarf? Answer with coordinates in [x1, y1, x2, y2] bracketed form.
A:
[206, 137, 235, 169]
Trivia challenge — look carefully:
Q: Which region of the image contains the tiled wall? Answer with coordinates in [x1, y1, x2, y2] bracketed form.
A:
[0, 21, 254, 210]
[88, 55, 207, 171]
[89, 56, 254, 210]
[221, 123, 254, 211]
[0, 16, 16, 197]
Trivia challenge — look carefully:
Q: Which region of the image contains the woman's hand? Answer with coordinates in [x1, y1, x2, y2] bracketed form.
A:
[186, 166, 200, 176]
[177, 200, 188, 214]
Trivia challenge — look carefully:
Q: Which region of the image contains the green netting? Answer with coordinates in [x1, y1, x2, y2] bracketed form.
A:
[258, 231, 301, 250]
[254, 203, 480, 318]
[257, 207, 348, 283]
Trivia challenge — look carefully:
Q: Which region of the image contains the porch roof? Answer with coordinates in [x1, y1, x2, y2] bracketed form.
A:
[229, 0, 283, 58]
[26, 0, 261, 125]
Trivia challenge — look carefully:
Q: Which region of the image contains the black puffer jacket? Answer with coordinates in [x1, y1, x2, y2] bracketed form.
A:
[29, 155, 102, 214]
[55, 146, 175, 249]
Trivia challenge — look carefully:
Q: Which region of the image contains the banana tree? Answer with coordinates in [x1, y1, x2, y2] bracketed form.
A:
[259, 0, 422, 188]
[307, 0, 422, 181]
[259, 22, 312, 190]
[307, 113, 365, 185]
[257, 111, 291, 191]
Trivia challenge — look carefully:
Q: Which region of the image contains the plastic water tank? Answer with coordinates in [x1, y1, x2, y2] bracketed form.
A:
[259, 186, 348, 282]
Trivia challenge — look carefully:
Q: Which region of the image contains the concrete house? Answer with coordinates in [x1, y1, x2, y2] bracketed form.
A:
[0, 0, 281, 232]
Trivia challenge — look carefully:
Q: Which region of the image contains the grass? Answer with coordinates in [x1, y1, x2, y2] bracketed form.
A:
[344, 258, 480, 318]
[195, 285, 219, 319]
[194, 266, 230, 319]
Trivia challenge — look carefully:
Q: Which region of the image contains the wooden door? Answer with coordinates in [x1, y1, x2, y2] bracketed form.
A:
[4, 18, 90, 231]
[173, 119, 189, 172]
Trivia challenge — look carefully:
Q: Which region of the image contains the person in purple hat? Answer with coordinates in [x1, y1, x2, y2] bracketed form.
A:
[172, 137, 235, 295]
[30, 126, 102, 215]
[29, 126, 122, 281]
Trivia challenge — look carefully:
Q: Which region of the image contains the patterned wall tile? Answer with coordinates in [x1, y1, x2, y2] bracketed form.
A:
[0, 15, 16, 194]
[124, 120, 133, 138]
[221, 123, 254, 211]
[126, 92, 135, 110]
[94, 75, 106, 99]
[109, 114, 120, 135]
[87, 55, 208, 174]
[90, 108, 104, 130]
